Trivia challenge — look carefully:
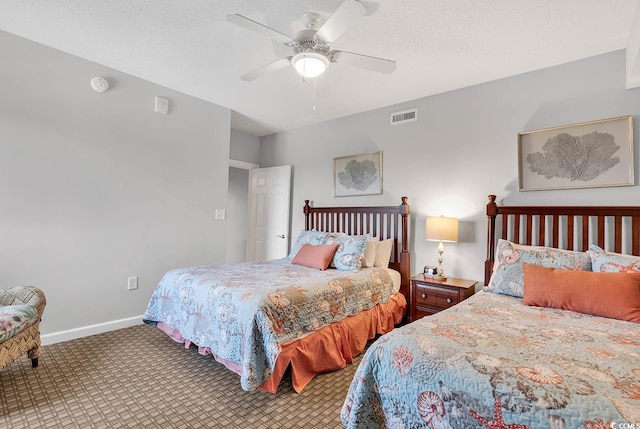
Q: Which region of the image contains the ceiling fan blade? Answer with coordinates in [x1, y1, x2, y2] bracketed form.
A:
[315, 0, 366, 43]
[227, 14, 296, 46]
[331, 50, 396, 74]
[240, 57, 292, 81]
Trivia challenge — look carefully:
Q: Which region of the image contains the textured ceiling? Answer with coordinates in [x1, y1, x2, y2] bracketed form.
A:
[0, 1, 638, 136]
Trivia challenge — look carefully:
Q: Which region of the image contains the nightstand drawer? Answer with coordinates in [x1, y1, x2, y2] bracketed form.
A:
[409, 274, 477, 322]
[414, 305, 439, 319]
[414, 284, 459, 310]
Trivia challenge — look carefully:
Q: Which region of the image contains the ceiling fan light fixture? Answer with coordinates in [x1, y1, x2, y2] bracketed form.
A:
[292, 52, 329, 78]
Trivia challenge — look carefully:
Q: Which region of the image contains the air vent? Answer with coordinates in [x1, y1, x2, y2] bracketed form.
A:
[390, 108, 417, 125]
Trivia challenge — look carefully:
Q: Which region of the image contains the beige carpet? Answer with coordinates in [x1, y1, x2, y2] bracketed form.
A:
[0, 325, 364, 428]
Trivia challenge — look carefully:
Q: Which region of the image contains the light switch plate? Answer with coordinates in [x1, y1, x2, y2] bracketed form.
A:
[215, 209, 226, 220]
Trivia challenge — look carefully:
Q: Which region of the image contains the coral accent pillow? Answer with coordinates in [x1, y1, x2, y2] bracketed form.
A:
[291, 244, 339, 270]
[522, 263, 640, 323]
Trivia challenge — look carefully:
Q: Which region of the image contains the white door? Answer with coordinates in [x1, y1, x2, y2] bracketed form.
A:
[247, 165, 292, 261]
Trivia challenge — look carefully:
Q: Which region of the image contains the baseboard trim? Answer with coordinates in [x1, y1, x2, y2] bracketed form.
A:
[41, 315, 145, 346]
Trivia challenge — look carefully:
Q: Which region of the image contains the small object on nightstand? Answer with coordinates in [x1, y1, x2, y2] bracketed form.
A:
[423, 265, 437, 277]
[409, 273, 477, 322]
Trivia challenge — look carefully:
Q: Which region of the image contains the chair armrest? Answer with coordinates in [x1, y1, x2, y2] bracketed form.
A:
[0, 286, 46, 317]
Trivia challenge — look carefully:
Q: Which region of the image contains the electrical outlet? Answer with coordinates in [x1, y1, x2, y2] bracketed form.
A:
[127, 276, 138, 290]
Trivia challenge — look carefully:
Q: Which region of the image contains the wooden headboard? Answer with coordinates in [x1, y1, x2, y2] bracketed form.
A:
[303, 197, 411, 300]
[485, 194, 640, 285]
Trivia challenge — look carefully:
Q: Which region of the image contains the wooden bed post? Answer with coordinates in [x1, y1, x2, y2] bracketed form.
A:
[304, 200, 311, 230]
[485, 195, 498, 286]
[399, 196, 410, 297]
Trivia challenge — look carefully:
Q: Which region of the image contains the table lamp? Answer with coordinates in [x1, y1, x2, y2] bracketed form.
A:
[426, 216, 459, 280]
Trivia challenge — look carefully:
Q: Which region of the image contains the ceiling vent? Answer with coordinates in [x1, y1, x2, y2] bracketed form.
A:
[390, 108, 417, 125]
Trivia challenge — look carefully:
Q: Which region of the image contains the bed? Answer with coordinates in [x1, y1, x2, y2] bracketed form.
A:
[143, 197, 411, 393]
[341, 195, 640, 428]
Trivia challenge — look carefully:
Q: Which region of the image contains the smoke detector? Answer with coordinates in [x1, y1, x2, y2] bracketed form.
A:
[90, 77, 110, 93]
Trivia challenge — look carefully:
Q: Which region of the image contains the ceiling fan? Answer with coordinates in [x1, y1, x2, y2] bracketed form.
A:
[227, 0, 396, 81]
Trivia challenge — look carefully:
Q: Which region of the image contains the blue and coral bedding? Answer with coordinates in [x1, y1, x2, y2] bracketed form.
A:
[143, 258, 399, 391]
[341, 291, 640, 428]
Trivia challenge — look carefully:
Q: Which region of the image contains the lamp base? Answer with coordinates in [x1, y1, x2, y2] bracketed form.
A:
[432, 274, 447, 281]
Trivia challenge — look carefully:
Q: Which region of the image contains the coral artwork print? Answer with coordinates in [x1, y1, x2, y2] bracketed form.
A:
[526, 131, 619, 182]
[338, 159, 378, 191]
[334, 151, 382, 196]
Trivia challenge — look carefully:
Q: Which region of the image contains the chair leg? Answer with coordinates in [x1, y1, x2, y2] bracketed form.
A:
[27, 342, 41, 368]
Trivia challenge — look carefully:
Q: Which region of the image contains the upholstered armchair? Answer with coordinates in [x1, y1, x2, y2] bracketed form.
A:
[0, 286, 46, 369]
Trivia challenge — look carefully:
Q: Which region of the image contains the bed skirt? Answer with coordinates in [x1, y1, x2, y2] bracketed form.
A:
[260, 292, 406, 393]
[155, 292, 406, 393]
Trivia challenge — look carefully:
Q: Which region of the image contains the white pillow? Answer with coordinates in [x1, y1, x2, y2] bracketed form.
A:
[362, 237, 379, 268]
[361, 238, 393, 268]
[374, 239, 394, 268]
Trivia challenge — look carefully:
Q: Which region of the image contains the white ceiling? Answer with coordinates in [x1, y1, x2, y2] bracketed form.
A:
[1, 1, 638, 137]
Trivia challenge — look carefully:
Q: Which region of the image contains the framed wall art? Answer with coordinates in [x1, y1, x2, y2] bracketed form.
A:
[518, 115, 634, 191]
[333, 151, 383, 197]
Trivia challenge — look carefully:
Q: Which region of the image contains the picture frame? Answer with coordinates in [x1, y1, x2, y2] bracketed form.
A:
[333, 151, 383, 197]
[518, 115, 634, 191]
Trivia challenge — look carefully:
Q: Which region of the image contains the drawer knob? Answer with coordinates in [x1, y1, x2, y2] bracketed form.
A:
[447, 298, 452, 304]
[421, 293, 427, 299]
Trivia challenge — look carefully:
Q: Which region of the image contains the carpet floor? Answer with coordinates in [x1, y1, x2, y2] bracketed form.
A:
[0, 325, 364, 428]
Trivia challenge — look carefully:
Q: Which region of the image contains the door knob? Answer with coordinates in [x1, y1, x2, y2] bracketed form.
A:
[276, 234, 285, 239]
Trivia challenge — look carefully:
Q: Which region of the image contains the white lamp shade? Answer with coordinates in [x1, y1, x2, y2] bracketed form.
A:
[291, 52, 329, 78]
[426, 216, 458, 242]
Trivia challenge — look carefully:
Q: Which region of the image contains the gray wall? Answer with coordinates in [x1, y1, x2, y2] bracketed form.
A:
[226, 130, 260, 264]
[1, 31, 231, 335]
[226, 167, 250, 264]
[230, 129, 260, 165]
[261, 50, 640, 284]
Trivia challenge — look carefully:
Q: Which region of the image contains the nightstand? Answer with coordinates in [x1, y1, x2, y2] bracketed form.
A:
[409, 274, 477, 322]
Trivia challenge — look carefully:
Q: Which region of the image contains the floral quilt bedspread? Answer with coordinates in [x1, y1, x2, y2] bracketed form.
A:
[143, 258, 394, 391]
[341, 291, 640, 428]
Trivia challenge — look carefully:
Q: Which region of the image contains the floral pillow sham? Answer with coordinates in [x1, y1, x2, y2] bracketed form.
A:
[324, 234, 372, 272]
[288, 230, 372, 272]
[486, 239, 592, 298]
[588, 244, 640, 272]
[288, 230, 328, 260]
